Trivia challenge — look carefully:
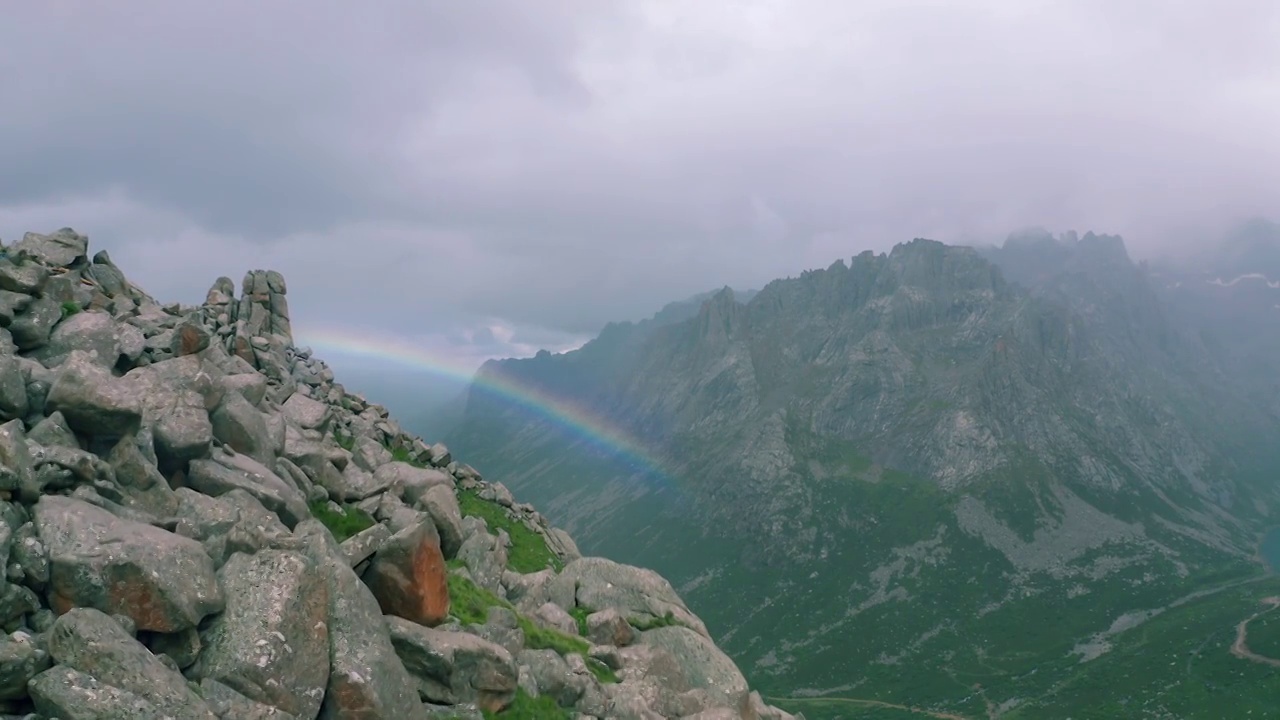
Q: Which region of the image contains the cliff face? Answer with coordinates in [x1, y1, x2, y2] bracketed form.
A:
[447, 235, 1280, 715]
[0, 228, 794, 720]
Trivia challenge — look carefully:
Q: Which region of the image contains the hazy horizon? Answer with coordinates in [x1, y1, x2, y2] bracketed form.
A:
[3, 1, 1277, 381]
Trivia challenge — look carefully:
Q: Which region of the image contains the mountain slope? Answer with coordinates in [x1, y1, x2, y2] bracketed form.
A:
[0, 228, 797, 720]
[449, 235, 1280, 717]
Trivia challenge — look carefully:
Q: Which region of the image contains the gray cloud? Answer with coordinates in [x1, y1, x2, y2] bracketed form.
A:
[2, 0, 1278, 363]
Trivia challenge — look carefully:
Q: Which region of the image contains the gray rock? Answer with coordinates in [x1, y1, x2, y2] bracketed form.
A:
[0, 420, 32, 496]
[0, 258, 47, 294]
[146, 625, 202, 669]
[0, 289, 32, 325]
[153, 406, 214, 475]
[0, 631, 50, 700]
[46, 607, 218, 720]
[210, 391, 274, 465]
[295, 520, 429, 720]
[419, 484, 464, 559]
[26, 411, 79, 448]
[28, 665, 167, 719]
[14, 228, 88, 267]
[10, 522, 49, 590]
[376, 462, 452, 507]
[0, 355, 27, 421]
[34, 310, 121, 367]
[587, 609, 636, 648]
[457, 519, 510, 595]
[35, 495, 223, 633]
[386, 617, 518, 712]
[466, 606, 525, 657]
[517, 649, 588, 707]
[199, 678, 300, 720]
[351, 437, 392, 473]
[170, 488, 241, 567]
[45, 351, 143, 436]
[282, 393, 330, 430]
[186, 452, 309, 530]
[338, 522, 391, 568]
[117, 322, 146, 362]
[429, 443, 451, 467]
[560, 558, 709, 638]
[106, 432, 180, 518]
[635, 627, 749, 711]
[190, 550, 329, 719]
[222, 372, 268, 406]
[531, 601, 579, 637]
[322, 462, 391, 503]
[10, 297, 62, 351]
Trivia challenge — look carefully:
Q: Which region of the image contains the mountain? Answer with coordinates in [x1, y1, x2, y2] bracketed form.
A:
[448, 233, 1280, 717]
[0, 228, 797, 720]
[1148, 218, 1280, 425]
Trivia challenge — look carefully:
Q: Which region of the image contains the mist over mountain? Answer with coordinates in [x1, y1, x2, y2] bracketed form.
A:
[445, 220, 1280, 718]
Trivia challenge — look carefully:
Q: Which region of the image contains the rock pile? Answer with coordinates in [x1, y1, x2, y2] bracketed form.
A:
[0, 229, 800, 719]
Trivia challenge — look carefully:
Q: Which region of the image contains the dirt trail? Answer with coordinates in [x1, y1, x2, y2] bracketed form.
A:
[1230, 596, 1280, 667]
[767, 695, 972, 720]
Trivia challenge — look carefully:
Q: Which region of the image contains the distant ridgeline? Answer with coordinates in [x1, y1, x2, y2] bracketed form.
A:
[0, 227, 801, 720]
[448, 230, 1280, 718]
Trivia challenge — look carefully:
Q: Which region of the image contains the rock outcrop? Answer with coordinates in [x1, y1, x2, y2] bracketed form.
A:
[0, 229, 797, 720]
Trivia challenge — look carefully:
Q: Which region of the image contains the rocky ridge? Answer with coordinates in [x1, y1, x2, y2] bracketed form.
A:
[0, 228, 795, 720]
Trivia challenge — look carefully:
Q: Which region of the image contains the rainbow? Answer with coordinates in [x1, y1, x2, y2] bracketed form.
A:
[293, 326, 667, 480]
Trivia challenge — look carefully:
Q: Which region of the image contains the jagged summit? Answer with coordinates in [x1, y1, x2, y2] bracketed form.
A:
[0, 228, 798, 720]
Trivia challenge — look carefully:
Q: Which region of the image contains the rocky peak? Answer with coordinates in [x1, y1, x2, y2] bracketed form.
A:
[0, 227, 799, 720]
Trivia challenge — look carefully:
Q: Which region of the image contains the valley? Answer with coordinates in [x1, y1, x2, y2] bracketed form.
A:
[442, 228, 1280, 718]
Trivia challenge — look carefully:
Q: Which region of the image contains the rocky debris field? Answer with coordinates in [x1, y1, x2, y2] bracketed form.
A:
[0, 228, 799, 720]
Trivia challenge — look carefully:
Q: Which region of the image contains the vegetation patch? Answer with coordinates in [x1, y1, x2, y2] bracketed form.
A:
[458, 489, 563, 574]
[585, 656, 619, 685]
[308, 500, 375, 542]
[446, 572, 510, 626]
[569, 606, 593, 636]
[628, 611, 686, 632]
[482, 688, 570, 720]
[447, 572, 615, 683]
[517, 615, 589, 655]
[59, 300, 81, 319]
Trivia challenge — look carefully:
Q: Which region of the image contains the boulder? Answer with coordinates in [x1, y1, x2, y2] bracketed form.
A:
[560, 557, 709, 637]
[296, 520, 429, 720]
[186, 452, 310, 530]
[386, 617, 518, 712]
[376, 462, 452, 506]
[14, 228, 88, 266]
[419, 483, 464, 558]
[191, 550, 329, 719]
[45, 350, 143, 436]
[45, 607, 218, 720]
[363, 514, 450, 627]
[35, 495, 223, 633]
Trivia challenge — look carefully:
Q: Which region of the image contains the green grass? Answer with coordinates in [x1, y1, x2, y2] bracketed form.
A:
[517, 615, 588, 655]
[585, 656, 618, 684]
[59, 300, 81, 319]
[308, 500, 376, 543]
[458, 489, 563, 574]
[568, 606, 592, 636]
[446, 572, 510, 626]
[1000, 576, 1280, 720]
[482, 688, 570, 719]
[447, 571, 615, 682]
[333, 431, 355, 452]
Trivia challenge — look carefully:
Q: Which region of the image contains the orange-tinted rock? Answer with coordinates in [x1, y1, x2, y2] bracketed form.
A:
[363, 518, 450, 627]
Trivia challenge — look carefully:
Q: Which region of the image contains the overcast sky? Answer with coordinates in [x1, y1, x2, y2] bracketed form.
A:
[2, 0, 1278, 374]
